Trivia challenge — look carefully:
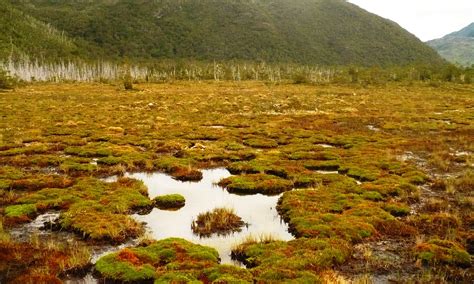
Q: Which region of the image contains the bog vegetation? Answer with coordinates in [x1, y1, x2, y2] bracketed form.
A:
[0, 79, 472, 282]
[0, 0, 472, 283]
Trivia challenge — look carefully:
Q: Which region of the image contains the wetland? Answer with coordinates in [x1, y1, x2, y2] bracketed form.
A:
[0, 81, 472, 283]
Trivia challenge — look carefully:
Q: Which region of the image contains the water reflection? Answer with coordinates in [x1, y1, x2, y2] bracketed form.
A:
[127, 168, 294, 264]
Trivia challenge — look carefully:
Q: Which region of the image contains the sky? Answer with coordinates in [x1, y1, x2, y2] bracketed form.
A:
[347, 0, 474, 41]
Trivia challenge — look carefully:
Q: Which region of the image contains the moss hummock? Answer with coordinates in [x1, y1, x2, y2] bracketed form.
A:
[153, 194, 185, 209]
[231, 237, 350, 282]
[277, 176, 404, 242]
[95, 238, 251, 282]
[218, 174, 293, 195]
[5, 204, 37, 218]
[15, 177, 152, 242]
[415, 239, 471, 267]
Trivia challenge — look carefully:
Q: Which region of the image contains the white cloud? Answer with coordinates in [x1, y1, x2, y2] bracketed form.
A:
[347, 0, 474, 41]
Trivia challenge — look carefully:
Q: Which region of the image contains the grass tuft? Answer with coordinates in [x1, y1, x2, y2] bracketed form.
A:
[191, 207, 245, 237]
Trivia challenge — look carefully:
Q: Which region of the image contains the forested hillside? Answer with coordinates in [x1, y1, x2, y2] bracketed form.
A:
[3, 0, 444, 66]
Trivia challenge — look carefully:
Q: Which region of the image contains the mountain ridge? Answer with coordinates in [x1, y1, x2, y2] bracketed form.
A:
[427, 22, 474, 66]
[3, 0, 444, 66]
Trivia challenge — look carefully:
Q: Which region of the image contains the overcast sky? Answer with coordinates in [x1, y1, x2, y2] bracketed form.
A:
[347, 0, 474, 41]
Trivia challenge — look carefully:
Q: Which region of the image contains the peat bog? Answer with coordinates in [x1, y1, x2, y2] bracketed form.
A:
[0, 81, 472, 283]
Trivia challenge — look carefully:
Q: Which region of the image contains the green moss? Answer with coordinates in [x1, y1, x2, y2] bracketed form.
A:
[219, 174, 293, 195]
[64, 144, 113, 157]
[362, 191, 384, 201]
[16, 177, 151, 242]
[243, 138, 278, 149]
[10, 175, 74, 191]
[95, 253, 156, 282]
[292, 172, 321, 188]
[227, 160, 267, 174]
[60, 203, 144, 242]
[153, 194, 185, 209]
[59, 161, 98, 173]
[402, 170, 429, 185]
[204, 265, 253, 283]
[345, 167, 378, 182]
[304, 160, 340, 171]
[225, 142, 246, 151]
[415, 239, 471, 267]
[232, 238, 348, 282]
[0, 179, 12, 190]
[0, 166, 25, 180]
[96, 238, 221, 282]
[383, 202, 410, 217]
[5, 204, 36, 218]
[288, 150, 339, 161]
[278, 187, 396, 242]
[18, 187, 78, 209]
[97, 156, 123, 165]
[154, 272, 200, 283]
[227, 160, 290, 179]
[0, 144, 49, 156]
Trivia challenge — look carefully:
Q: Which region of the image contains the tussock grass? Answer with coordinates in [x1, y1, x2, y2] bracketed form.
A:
[191, 207, 245, 237]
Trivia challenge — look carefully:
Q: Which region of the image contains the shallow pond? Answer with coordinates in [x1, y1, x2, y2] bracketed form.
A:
[128, 168, 294, 264]
[9, 168, 293, 283]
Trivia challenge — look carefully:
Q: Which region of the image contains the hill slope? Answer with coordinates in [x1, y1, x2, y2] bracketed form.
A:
[427, 23, 474, 66]
[6, 0, 443, 66]
[0, 0, 90, 59]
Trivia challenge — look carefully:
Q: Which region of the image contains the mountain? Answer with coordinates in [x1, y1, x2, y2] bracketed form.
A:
[0, 0, 89, 59]
[3, 0, 444, 66]
[427, 23, 474, 66]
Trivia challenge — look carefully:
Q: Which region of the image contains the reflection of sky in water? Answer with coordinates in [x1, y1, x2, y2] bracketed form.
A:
[127, 168, 294, 264]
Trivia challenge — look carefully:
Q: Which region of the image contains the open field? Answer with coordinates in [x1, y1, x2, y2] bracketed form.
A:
[0, 81, 473, 282]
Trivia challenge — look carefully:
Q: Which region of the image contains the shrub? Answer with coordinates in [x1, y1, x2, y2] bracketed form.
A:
[122, 66, 133, 90]
[0, 67, 17, 90]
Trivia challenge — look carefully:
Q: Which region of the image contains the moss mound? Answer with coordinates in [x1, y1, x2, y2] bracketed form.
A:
[218, 174, 293, 195]
[277, 176, 409, 242]
[415, 239, 471, 267]
[95, 238, 251, 282]
[16, 177, 152, 242]
[231, 238, 350, 282]
[153, 194, 185, 210]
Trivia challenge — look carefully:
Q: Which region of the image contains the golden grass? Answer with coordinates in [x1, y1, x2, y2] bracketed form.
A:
[191, 207, 245, 237]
